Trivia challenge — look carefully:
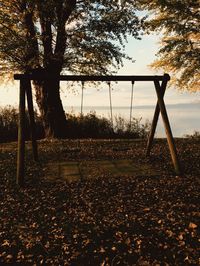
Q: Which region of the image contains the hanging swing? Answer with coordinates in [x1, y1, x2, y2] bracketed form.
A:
[129, 81, 135, 127]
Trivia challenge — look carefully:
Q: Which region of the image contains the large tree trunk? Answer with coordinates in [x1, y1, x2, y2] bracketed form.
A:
[34, 74, 67, 138]
[21, 0, 77, 138]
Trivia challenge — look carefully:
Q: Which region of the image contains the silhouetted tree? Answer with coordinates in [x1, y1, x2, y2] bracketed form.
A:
[0, 0, 143, 137]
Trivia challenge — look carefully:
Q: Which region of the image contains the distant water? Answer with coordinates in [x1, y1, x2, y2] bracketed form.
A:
[65, 103, 200, 138]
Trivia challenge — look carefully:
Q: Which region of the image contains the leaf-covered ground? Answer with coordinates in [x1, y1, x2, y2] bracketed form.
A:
[0, 139, 199, 265]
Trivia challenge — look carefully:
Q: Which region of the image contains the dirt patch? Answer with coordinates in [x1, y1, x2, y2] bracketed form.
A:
[45, 159, 160, 182]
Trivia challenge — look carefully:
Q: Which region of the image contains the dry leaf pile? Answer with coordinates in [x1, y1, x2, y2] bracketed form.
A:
[0, 139, 199, 265]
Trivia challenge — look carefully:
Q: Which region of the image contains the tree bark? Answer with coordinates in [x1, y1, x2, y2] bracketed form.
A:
[34, 72, 67, 138]
[21, 1, 77, 138]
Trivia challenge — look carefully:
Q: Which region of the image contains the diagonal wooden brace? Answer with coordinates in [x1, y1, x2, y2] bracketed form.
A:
[154, 79, 182, 175]
[146, 77, 168, 156]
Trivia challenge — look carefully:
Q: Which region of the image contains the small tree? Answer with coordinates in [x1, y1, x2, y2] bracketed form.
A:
[138, 0, 200, 92]
[0, 0, 143, 137]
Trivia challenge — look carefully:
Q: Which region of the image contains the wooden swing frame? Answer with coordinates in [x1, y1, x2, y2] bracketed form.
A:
[14, 73, 181, 186]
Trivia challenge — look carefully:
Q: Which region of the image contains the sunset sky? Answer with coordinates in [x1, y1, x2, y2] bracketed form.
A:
[0, 33, 199, 108]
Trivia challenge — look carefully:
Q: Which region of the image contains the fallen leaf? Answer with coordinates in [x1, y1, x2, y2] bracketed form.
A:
[189, 222, 197, 229]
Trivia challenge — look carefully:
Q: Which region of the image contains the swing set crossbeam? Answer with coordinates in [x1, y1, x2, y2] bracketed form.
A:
[14, 73, 182, 186]
[14, 74, 170, 82]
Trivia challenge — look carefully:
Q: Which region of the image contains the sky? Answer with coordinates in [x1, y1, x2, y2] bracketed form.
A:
[0, 33, 200, 109]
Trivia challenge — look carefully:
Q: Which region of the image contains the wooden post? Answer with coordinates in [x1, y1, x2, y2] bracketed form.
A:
[146, 78, 167, 156]
[146, 103, 160, 156]
[154, 79, 181, 175]
[25, 79, 38, 161]
[16, 80, 26, 186]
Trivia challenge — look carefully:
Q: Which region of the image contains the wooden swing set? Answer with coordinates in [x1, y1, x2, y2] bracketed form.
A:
[14, 73, 181, 186]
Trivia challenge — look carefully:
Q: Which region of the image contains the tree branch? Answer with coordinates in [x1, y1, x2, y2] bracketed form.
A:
[54, 0, 76, 71]
[20, 1, 40, 70]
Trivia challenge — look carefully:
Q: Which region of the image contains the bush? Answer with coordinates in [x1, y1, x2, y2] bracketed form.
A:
[0, 107, 151, 142]
[66, 112, 114, 138]
[65, 111, 151, 139]
[0, 106, 44, 143]
[113, 115, 151, 139]
[184, 131, 200, 140]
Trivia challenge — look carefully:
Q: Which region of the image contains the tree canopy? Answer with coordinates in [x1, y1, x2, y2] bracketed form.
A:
[0, 0, 143, 77]
[0, 0, 145, 138]
[138, 0, 200, 92]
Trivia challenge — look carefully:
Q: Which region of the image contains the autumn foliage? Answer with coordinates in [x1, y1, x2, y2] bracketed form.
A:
[139, 0, 200, 91]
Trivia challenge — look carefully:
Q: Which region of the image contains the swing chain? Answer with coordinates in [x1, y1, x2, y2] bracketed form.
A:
[81, 81, 84, 116]
[107, 81, 113, 128]
[129, 81, 135, 127]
